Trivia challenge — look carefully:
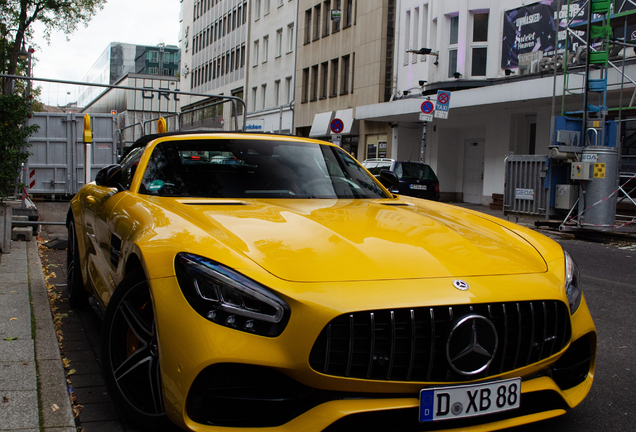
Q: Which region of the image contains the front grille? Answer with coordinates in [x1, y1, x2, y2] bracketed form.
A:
[309, 301, 571, 383]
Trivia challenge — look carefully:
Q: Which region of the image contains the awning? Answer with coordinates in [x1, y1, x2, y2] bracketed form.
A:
[309, 111, 334, 137]
[330, 108, 358, 135]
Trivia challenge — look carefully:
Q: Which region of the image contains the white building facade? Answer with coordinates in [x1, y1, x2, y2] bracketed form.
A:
[179, 0, 250, 123]
[358, 0, 635, 204]
[245, 0, 298, 134]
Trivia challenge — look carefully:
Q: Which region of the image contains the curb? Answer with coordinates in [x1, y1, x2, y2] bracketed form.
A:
[27, 239, 76, 432]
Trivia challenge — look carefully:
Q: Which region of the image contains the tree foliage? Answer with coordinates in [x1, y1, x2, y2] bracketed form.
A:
[0, 94, 38, 200]
[1, 0, 106, 93]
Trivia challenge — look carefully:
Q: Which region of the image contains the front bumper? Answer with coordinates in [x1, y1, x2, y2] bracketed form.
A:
[150, 275, 596, 432]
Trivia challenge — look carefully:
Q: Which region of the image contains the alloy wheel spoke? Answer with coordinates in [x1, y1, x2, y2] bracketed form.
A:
[112, 343, 153, 381]
[120, 296, 154, 343]
[147, 356, 165, 414]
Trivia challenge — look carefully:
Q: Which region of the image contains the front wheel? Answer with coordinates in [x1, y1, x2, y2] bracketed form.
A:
[101, 268, 177, 430]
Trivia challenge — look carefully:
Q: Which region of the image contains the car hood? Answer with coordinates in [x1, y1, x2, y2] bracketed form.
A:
[172, 199, 547, 282]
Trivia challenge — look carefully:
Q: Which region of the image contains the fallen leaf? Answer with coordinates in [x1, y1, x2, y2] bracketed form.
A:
[51, 403, 60, 412]
[62, 358, 71, 368]
[67, 369, 76, 376]
[9, 318, 17, 321]
[2, 337, 18, 341]
[2, 396, 8, 403]
[72, 404, 83, 417]
[23, 362, 28, 365]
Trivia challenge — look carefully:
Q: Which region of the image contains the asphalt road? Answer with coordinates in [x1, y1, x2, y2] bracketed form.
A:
[39, 233, 636, 432]
[512, 236, 636, 432]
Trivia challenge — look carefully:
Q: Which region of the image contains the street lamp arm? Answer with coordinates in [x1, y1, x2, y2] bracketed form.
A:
[406, 47, 439, 66]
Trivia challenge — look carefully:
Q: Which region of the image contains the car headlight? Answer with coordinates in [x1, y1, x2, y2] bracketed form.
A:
[175, 253, 290, 337]
[564, 250, 582, 315]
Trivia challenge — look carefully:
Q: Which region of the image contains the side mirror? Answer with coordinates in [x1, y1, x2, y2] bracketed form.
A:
[379, 169, 399, 188]
[95, 164, 125, 192]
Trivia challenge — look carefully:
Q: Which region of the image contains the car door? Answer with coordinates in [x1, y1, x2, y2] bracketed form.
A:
[84, 148, 144, 305]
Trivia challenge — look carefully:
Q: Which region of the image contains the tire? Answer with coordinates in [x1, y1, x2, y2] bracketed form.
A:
[101, 268, 177, 431]
[66, 218, 87, 308]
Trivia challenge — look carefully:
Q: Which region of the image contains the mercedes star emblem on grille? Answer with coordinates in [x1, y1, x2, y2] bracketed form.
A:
[446, 314, 498, 376]
[453, 280, 469, 290]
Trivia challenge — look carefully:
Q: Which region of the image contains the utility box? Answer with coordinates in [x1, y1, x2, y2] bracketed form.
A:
[555, 184, 579, 210]
[570, 162, 591, 180]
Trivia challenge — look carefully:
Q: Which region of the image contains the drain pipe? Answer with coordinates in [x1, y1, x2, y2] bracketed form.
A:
[390, 0, 402, 101]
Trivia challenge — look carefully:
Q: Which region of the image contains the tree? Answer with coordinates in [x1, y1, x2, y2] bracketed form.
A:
[0, 94, 38, 200]
[1, 0, 106, 94]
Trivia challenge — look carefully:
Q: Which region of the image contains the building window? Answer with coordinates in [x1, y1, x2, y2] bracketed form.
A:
[243, 1, 248, 24]
[404, 10, 411, 64]
[420, 4, 429, 61]
[148, 50, 159, 63]
[331, 58, 338, 96]
[323, 0, 331, 36]
[286, 76, 292, 104]
[341, 54, 350, 94]
[254, 40, 259, 65]
[265, 0, 270, 14]
[241, 44, 246, 67]
[232, 88, 244, 115]
[235, 45, 241, 69]
[288, 23, 295, 53]
[471, 12, 489, 76]
[413, 7, 419, 64]
[471, 47, 487, 76]
[311, 64, 318, 101]
[332, 0, 341, 32]
[255, 0, 261, 20]
[263, 35, 269, 63]
[344, 0, 353, 28]
[230, 50, 235, 72]
[448, 15, 459, 78]
[305, 9, 312, 44]
[302, 67, 309, 102]
[320, 61, 328, 99]
[275, 79, 281, 106]
[314, 4, 321, 41]
[261, 84, 267, 110]
[449, 15, 459, 44]
[252, 86, 258, 111]
[279, 0, 284, 6]
[448, 49, 457, 78]
[276, 28, 283, 57]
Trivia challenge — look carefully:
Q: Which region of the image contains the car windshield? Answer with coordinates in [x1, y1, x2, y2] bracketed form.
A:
[139, 138, 390, 199]
[395, 162, 438, 181]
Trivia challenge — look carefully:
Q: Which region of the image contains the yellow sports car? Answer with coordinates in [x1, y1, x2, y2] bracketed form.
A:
[67, 132, 596, 432]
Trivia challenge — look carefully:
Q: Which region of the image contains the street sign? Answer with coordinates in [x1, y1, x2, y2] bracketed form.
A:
[434, 110, 448, 119]
[420, 113, 433, 122]
[421, 100, 434, 114]
[330, 118, 344, 134]
[435, 90, 451, 118]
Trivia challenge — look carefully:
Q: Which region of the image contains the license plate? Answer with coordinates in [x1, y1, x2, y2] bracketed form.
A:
[419, 378, 521, 422]
[409, 184, 427, 190]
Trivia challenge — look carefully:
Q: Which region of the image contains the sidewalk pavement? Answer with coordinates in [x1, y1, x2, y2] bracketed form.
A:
[0, 239, 76, 432]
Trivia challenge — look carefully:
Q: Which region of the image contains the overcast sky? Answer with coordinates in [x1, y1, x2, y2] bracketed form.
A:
[31, 0, 181, 107]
